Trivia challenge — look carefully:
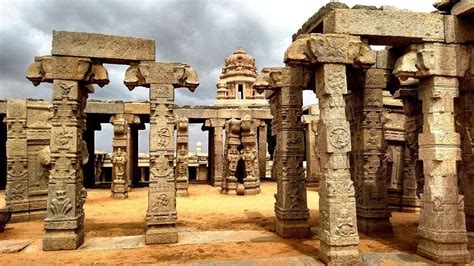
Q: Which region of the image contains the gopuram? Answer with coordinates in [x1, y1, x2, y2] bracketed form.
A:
[0, 0, 473, 265]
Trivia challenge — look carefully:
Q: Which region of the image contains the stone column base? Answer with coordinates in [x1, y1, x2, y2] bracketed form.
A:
[357, 216, 393, 235]
[319, 242, 360, 265]
[145, 225, 178, 244]
[468, 232, 474, 258]
[111, 192, 128, 199]
[176, 190, 189, 197]
[417, 238, 470, 264]
[43, 226, 84, 251]
[275, 218, 310, 238]
[244, 187, 261, 195]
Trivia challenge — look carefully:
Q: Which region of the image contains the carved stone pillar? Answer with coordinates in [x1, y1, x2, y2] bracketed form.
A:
[257, 120, 267, 180]
[394, 87, 422, 211]
[176, 117, 189, 197]
[110, 114, 140, 199]
[26, 55, 109, 251]
[241, 115, 260, 195]
[394, 43, 470, 263]
[352, 68, 392, 234]
[255, 67, 310, 238]
[5, 99, 29, 222]
[83, 120, 100, 188]
[204, 119, 225, 187]
[221, 119, 241, 195]
[283, 33, 376, 263]
[302, 106, 320, 187]
[316, 64, 360, 263]
[124, 61, 199, 245]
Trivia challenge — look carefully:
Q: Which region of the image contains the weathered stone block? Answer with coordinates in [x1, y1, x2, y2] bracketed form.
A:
[52, 31, 155, 63]
[323, 9, 445, 45]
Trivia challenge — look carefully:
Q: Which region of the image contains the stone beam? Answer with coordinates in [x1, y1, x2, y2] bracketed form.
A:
[451, 0, 474, 16]
[323, 9, 445, 45]
[52, 31, 155, 64]
[85, 101, 124, 114]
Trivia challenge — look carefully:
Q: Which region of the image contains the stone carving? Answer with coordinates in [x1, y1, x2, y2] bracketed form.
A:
[112, 148, 127, 180]
[221, 119, 242, 195]
[329, 126, 350, 149]
[50, 190, 72, 219]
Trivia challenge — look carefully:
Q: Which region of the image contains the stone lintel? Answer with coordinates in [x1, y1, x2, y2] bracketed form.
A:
[52, 31, 155, 64]
[85, 101, 124, 114]
[444, 15, 474, 44]
[451, 0, 474, 16]
[323, 9, 445, 45]
[124, 102, 150, 115]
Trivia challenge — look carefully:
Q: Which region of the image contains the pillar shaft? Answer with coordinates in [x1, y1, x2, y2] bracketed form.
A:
[258, 122, 267, 180]
[303, 111, 320, 187]
[458, 88, 474, 252]
[146, 83, 178, 244]
[221, 119, 241, 195]
[316, 64, 360, 264]
[176, 118, 189, 197]
[417, 76, 470, 263]
[352, 68, 392, 234]
[43, 80, 88, 251]
[241, 117, 260, 195]
[208, 120, 225, 187]
[274, 67, 310, 238]
[5, 99, 29, 222]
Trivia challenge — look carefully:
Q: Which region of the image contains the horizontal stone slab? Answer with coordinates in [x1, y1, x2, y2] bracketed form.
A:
[52, 31, 155, 64]
[323, 9, 445, 45]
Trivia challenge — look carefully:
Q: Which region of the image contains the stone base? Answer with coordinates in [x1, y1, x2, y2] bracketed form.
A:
[244, 187, 261, 195]
[319, 242, 360, 265]
[357, 216, 393, 235]
[111, 192, 128, 199]
[417, 238, 471, 264]
[176, 190, 189, 197]
[468, 232, 474, 257]
[10, 213, 31, 223]
[275, 218, 310, 238]
[43, 228, 85, 251]
[145, 225, 178, 244]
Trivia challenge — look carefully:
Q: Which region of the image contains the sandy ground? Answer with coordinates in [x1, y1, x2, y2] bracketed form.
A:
[0, 182, 420, 265]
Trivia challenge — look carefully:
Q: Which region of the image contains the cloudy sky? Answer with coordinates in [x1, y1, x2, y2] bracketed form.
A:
[0, 0, 436, 153]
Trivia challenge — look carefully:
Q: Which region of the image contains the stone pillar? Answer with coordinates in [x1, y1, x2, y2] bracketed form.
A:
[316, 64, 360, 263]
[241, 115, 260, 195]
[45, 79, 91, 250]
[124, 61, 199, 245]
[283, 33, 377, 263]
[394, 43, 470, 263]
[110, 114, 140, 199]
[457, 86, 474, 254]
[255, 67, 310, 238]
[176, 117, 189, 197]
[221, 119, 241, 195]
[352, 68, 392, 234]
[393, 87, 422, 212]
[302, 106, 320, 187]
[5, 99, 29, 222]
[416, 76, 469, 262]
[26, 55, 109, 251]
[204, 119, 225, 187]
[147, 79, 177, 244]
[257, 120, 267, 180]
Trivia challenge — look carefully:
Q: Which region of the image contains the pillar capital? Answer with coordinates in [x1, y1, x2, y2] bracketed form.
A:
[26, 55, 109, 87]
[124, 61, 199, 90]
[284, 33, 375, 67]
[393, 43, 471, 80]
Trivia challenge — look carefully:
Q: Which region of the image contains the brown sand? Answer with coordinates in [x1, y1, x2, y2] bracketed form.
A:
[0, 182, 420, 265]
